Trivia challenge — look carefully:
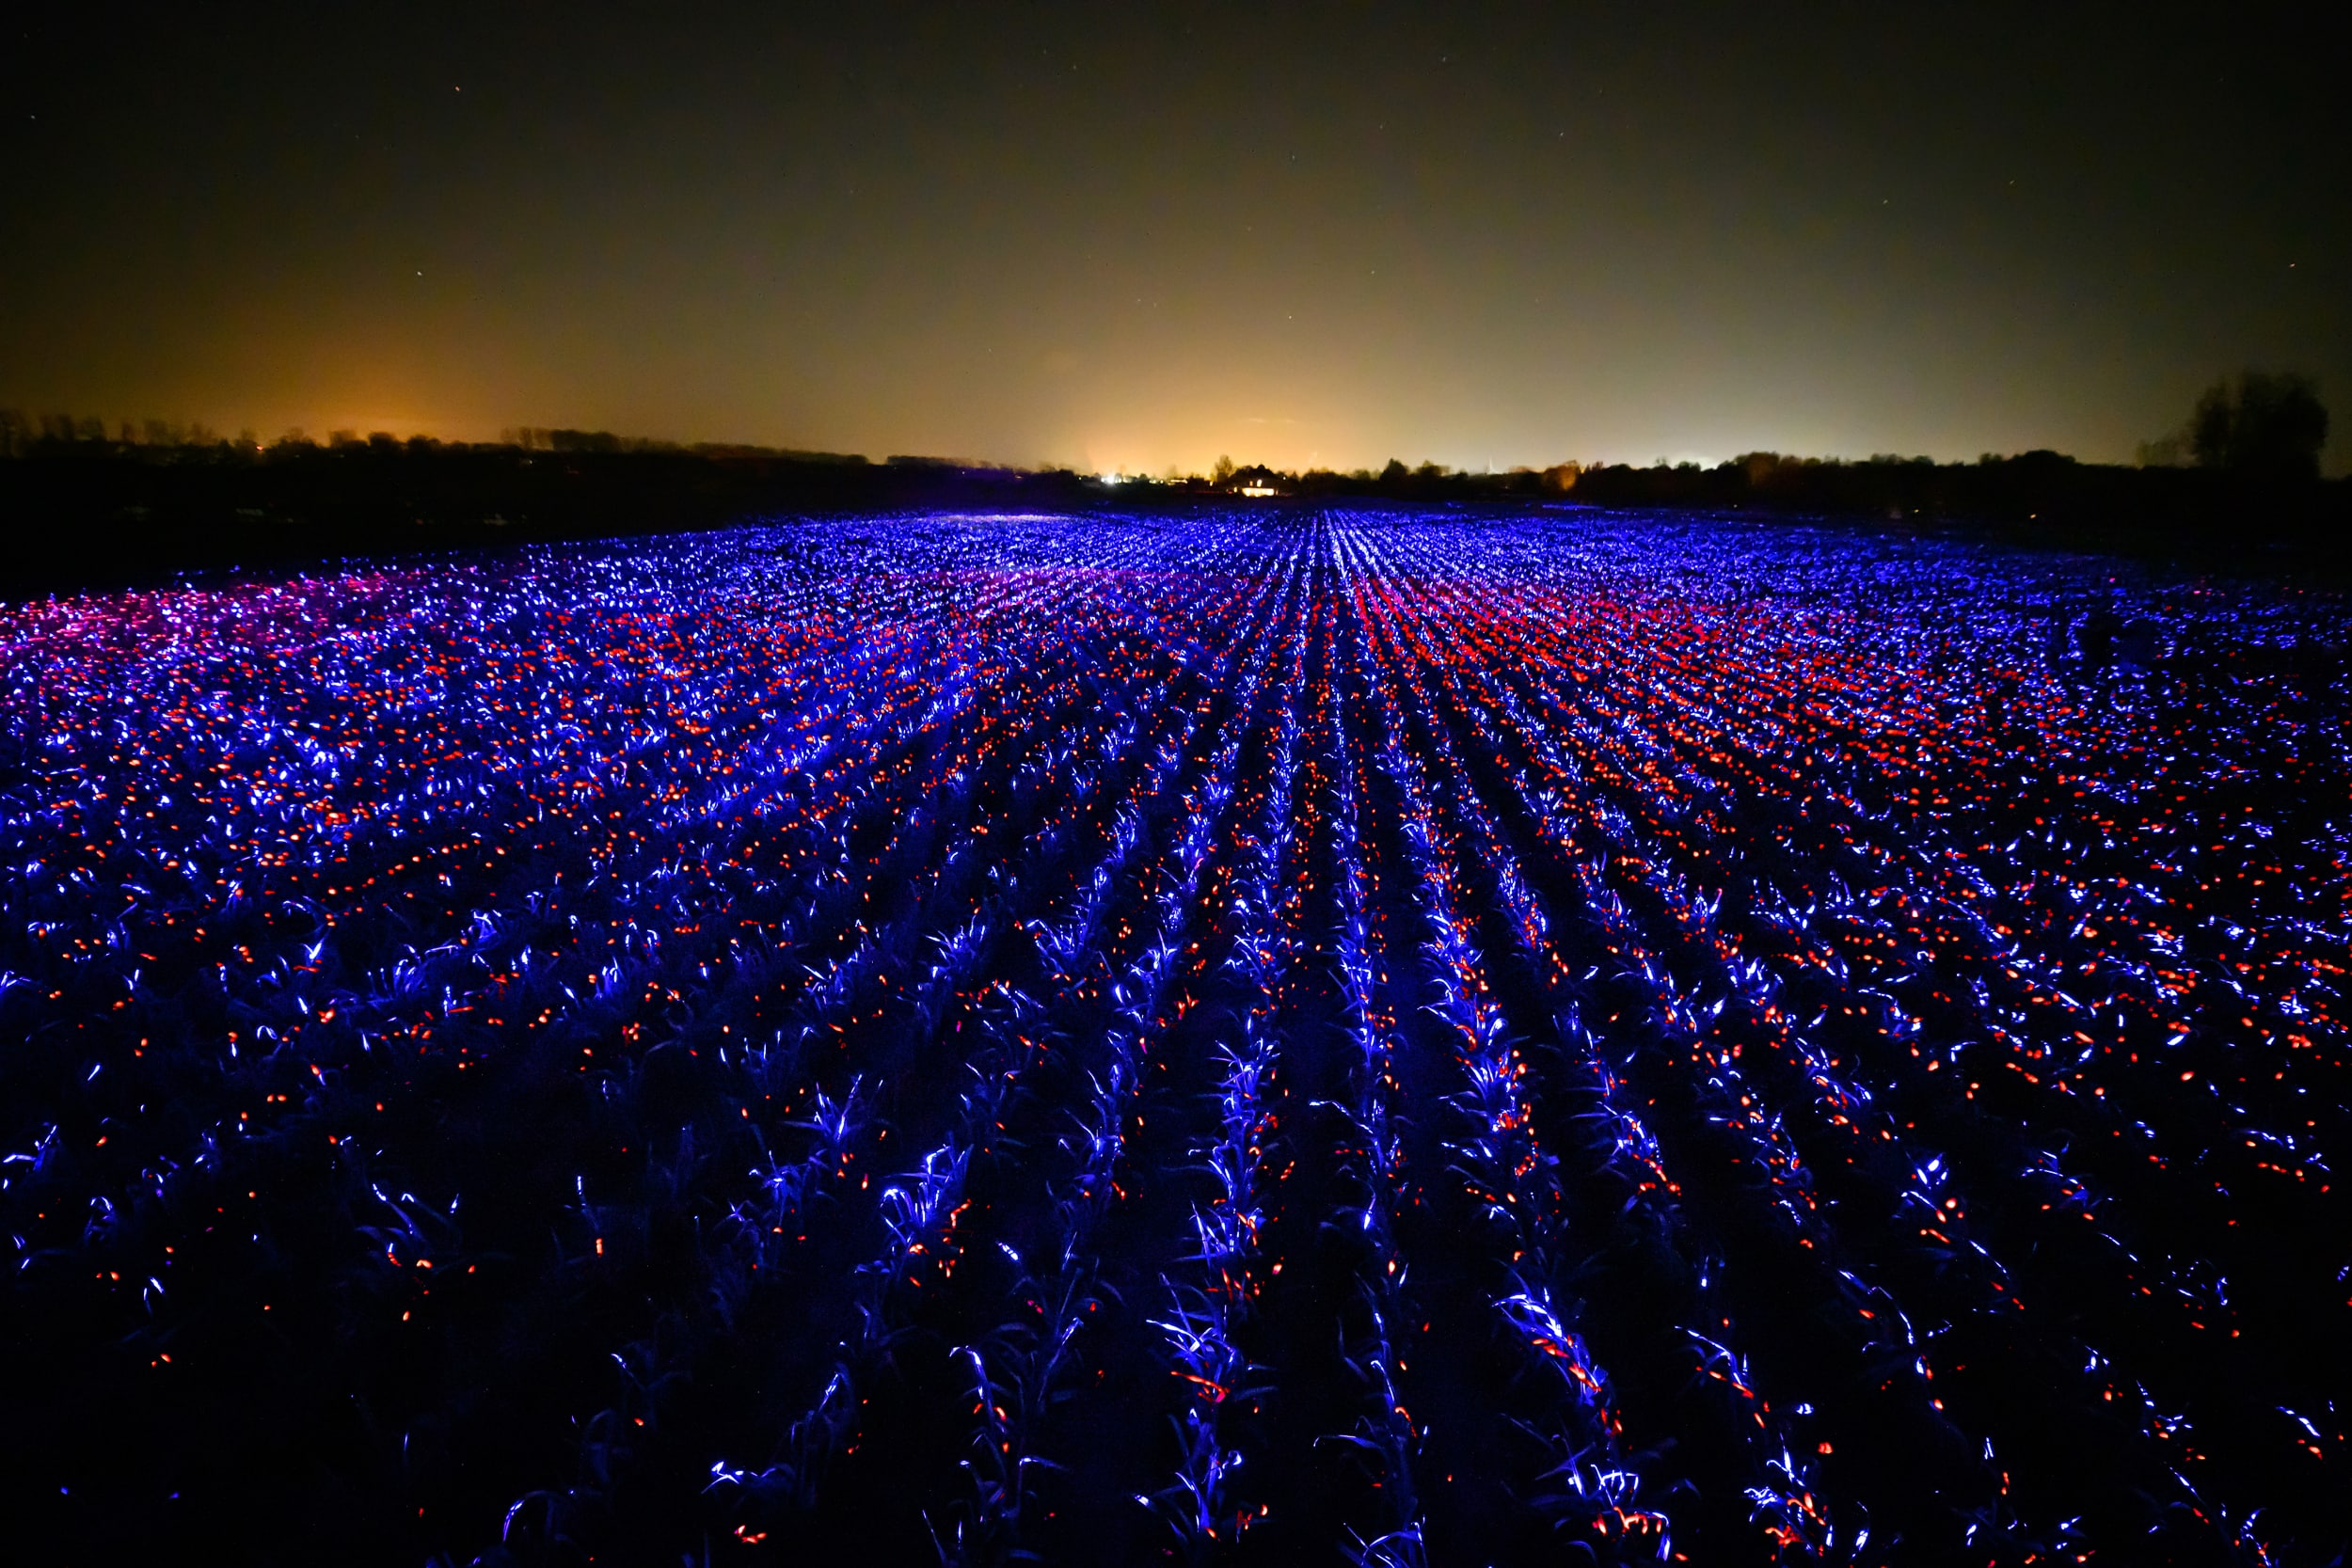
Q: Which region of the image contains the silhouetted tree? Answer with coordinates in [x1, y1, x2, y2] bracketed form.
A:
[2187, 372, 2328, 481]
[1211, 453, 1235, 485]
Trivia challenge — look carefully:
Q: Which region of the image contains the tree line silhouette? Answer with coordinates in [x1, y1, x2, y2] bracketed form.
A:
[0, 371, 2338, 594]
[2136, 372, 2329, 481]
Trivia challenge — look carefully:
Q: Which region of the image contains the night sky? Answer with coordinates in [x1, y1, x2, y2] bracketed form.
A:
[4, 3, 2344, 475]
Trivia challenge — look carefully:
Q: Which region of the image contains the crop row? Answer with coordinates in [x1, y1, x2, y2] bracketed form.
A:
[0, 508, 2344, 1564]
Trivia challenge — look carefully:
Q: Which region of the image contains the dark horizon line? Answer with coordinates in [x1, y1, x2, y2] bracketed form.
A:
[0, 410, 2268, 483]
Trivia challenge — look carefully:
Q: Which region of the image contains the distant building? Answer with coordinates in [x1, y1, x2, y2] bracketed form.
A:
[1228, 463, 1285, 497]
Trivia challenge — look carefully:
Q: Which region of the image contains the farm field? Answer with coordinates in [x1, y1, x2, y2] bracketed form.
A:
[2, 507, 2346, 1565]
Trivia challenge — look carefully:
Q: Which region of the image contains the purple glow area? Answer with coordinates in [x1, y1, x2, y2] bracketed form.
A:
[2, 509, 2344, 1561]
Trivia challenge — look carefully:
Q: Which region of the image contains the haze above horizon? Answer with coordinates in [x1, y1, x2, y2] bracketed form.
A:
[3, 3, 2344, 475]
